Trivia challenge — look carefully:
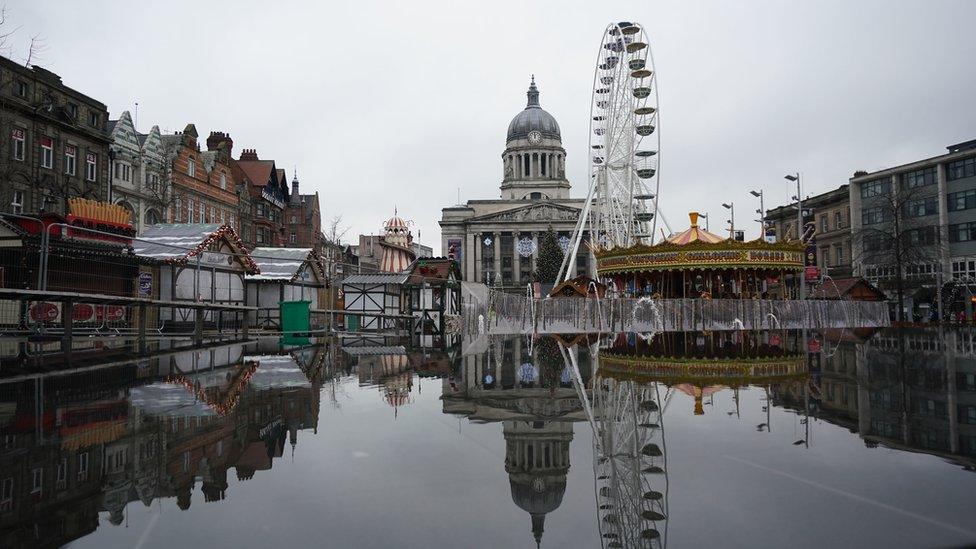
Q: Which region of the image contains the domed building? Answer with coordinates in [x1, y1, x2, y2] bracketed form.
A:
[379, 210, 417, 273]
[440, 77, 591, 291]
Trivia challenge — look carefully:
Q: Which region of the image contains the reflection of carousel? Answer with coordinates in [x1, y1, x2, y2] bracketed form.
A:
[600, 331, 808, 416]
[595, 212, 804, 298]
[442, 336, 592, 546]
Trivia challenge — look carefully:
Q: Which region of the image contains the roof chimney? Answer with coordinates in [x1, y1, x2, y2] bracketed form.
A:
[207, 131, 233, 162]
[239, 148, 259, 161]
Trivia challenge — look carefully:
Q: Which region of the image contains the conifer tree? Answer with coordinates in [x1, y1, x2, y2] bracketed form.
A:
[536, 227, 565, 284]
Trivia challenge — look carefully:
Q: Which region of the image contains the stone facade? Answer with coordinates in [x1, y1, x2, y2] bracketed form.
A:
[0, 57, 111, 216]
[440, 79, 587, 289]
[766, 184, 853, 278]
[161, 125, 238, 227]
[107, 111, 166, 233]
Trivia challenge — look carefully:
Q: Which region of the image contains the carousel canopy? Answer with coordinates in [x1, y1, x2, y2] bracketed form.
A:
[595, 212, 804, 275]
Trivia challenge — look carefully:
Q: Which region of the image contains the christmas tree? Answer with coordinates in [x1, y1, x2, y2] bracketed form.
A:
[536, 227, 565, 284]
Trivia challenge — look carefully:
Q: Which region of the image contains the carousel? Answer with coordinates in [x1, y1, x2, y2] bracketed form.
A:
[595, 212, 805, 299]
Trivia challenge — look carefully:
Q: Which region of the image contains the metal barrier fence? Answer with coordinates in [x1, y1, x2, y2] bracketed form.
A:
[464, 291, 891, 335]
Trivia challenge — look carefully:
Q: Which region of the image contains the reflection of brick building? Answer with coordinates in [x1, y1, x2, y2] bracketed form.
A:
[0, 345, 324, 545]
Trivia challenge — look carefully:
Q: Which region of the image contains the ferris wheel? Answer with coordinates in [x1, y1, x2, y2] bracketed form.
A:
[560, 21, 667, 282]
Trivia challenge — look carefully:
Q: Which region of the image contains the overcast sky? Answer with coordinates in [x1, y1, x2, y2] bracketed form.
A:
[7, 0, 976, 248]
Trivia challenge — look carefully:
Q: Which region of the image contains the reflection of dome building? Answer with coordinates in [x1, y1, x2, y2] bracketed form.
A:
[505, 421, 572, 547]
[442, 338, 592, 546]
[440, 77, 591, 289]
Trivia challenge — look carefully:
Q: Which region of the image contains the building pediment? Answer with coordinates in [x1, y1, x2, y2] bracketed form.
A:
[469, 202, 581, 224]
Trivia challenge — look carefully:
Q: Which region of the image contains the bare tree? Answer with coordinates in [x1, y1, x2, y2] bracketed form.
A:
[854, 184, 944, 321]
[324, 214, 350, 246]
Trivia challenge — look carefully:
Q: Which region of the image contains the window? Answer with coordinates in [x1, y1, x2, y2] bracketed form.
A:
[864, 236, 884, 253]
[78, 452, 88, 481]
[834, 211, 843, 229]
[291, 215, 297, 224]
[861, 206, 889, 225]
[187, 156, 196, 177]
[11, 128, 25, 161]
[85, 153, 97, 182]
[10, 190, 23, 214]
[903, 196, 938, 218]
[31, 468, 42, 494]
[860, 178, 890, 198]
[40, 136, 53, 169]
[88, 111, 99, 128]
[65, 102, 78, 120]
[56, 459, 66, 490]
[199, 203, 205, 222]
[290, 233, 297, 244]
[229, 214, 235, 227]
[256, 229, 265, 244]
[902, 166, 937, 189]
[174, 196, 182, 222]
[15, 80, 28, 98]
[949, 222, 976, 243]
[821, 247, 830, 266]
[219, 172, 226, 190]
[906, 226, 939, 246]
[948, 157, 976, 181]
[948, 189, 976, 212]
[0, 478, 11, 511]
[820, 214, 828, 233]
[146, 172, 159, 191]
[114, 162, 129, 181]
[835, 245, 844, 265]
[63, 145, 76, 176]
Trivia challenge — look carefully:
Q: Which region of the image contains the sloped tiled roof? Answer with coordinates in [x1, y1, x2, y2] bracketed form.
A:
[236, 159, 275, 188]
[247, 247, 321, 281]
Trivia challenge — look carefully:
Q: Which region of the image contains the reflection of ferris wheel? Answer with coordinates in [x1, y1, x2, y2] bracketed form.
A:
[560, 341, 671, 548]
[560, 21, 669, 282]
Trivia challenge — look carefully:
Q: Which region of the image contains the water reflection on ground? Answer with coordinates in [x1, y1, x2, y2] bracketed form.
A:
[0, 328, 974, 548]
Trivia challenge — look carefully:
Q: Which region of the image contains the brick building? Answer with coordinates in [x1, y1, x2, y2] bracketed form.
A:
[161, 125, 238, 227]
[285, 172, 324, 250]
[0, 56, 111, 216]
[232, 149, 289, 248]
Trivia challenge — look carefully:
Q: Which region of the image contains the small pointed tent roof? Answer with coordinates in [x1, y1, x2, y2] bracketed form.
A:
[666, 212, 726, 245]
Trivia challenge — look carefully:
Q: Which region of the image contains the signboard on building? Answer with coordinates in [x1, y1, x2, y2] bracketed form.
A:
[805, 266, 821, 283]
[138, 272, 152, 296]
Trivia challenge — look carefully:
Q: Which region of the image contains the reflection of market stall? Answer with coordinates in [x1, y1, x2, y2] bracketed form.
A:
[595, 213, 804, 299]
[442, 337, 592, 547]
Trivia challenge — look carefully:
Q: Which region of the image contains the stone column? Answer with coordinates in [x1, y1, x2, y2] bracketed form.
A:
[531, 231, 539, 274]
[937, 162, 951, 277]
[473, 232, 481, 282]
[465, 232, 476, 282]
[493, 232, 501, 284]
[513, 232, 522, 286]
[849, 182, 863, 276]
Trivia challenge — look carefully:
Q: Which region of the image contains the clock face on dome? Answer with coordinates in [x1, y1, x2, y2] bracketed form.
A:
[528, 130, 542, 145]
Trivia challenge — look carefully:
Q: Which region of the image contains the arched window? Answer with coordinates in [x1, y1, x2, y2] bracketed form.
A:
[145, 209, 161, 225]
[541, 154, 547, 176]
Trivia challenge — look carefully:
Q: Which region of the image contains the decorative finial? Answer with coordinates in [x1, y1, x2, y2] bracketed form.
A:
[526, 75, 540, 108]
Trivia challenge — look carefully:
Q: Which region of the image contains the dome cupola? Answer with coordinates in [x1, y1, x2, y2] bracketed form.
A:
[506, 76, 561, 143]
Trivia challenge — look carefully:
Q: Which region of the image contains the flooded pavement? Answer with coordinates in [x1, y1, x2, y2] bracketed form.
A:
[0, 328, 975, 548]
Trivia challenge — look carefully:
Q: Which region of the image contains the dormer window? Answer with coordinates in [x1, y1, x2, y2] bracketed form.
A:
[65, 102, 78, 120]
[15, 81, 28, 98]
[88, 111, 99, 128]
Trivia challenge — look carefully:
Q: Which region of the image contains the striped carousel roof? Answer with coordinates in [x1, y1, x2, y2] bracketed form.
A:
[666, 212, 726, 244]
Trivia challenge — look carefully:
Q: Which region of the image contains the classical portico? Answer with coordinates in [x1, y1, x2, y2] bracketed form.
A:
[440, 77, 588, 291]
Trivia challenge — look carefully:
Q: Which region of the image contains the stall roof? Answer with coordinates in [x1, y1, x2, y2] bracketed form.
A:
[247, 247, 322, 282]
[133, 223, 257, 273]
[342, 273, 410, 285]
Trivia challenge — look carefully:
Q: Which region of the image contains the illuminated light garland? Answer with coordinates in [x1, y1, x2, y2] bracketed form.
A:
[165, 360, 260, 416]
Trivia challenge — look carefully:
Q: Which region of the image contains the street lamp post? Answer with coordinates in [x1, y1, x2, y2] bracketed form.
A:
[699, 212, 709, 232]
[785, 173, 804, 300]
[722, 202, 734, 239]
[750, 189, 764, 241]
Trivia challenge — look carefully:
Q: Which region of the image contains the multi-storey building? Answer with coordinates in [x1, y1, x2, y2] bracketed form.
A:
[440, 78, 588, 289]
[106, 110, 166, 232]
[0, 57, 111, 216]
[285, 173, 324, 250]
[766, 184, 853, 278]
[849, 139, 976, 316]
[232, 148, 289, 248]
[161, 125, 238, 226]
